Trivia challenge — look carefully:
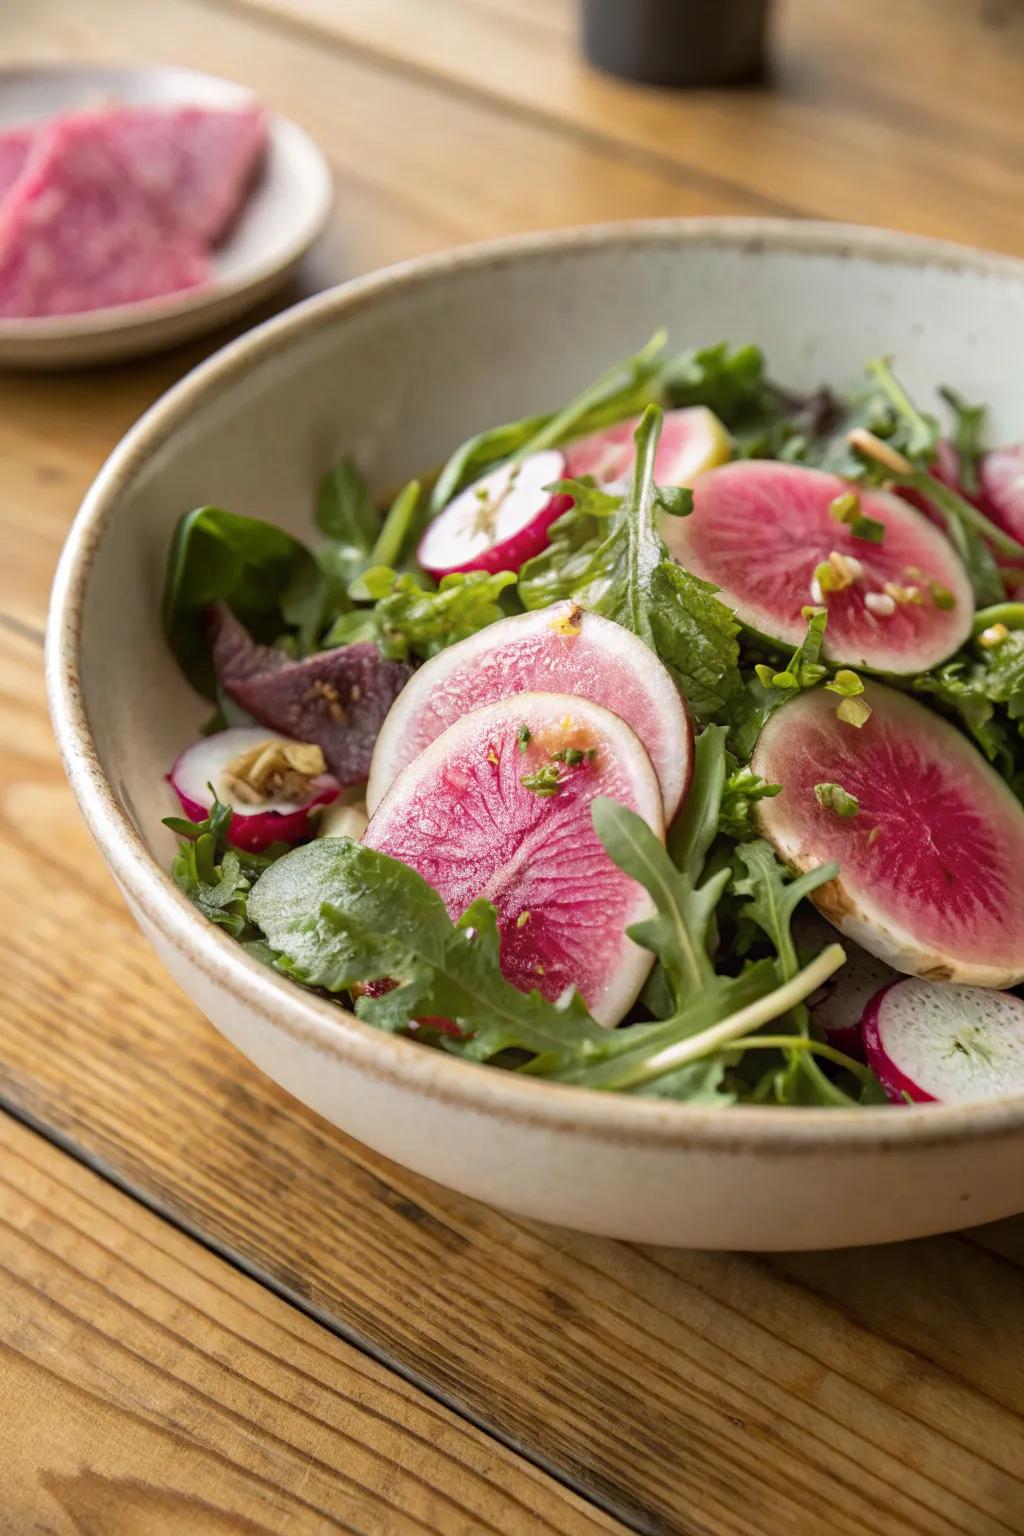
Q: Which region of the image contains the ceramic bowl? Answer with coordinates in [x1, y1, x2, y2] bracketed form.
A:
[48, 220, 1024, 1250]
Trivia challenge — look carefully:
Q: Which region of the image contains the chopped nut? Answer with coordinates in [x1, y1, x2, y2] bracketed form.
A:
[223, 737, 327, 805]
[865, 591, 896, 617]
[882, 581, 922, 606]
[843, 554, 865, 579]
[979, 622, 1010, 648]
[809, 576, 825, 604]
[867, 825, 881, 846]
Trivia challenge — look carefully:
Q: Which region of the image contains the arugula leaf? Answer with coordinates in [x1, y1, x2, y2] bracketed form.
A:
[667, 724, 729, 881]
[520, 406, 740, 725]
[163, 507, 327, 697]
[165, 796, 288, 940]
[728, 609, 829, 759]
[939, 386, 986, 496]
[662, 341, 769, 419]
[325, 567, 516, 661]
[315, 455, 379, 577]
[430, 334, 667, 512]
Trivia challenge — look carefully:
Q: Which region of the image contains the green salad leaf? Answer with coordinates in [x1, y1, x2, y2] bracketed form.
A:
[325, 567, 516, 661]
[165, 797, 289, 940]
[939, 386, 986, 496]
[163, 507, 329, 697]
[520, 405, 740, 725]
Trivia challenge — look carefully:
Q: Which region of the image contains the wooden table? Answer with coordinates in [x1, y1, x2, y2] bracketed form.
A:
[4, 2, 1024, 1530]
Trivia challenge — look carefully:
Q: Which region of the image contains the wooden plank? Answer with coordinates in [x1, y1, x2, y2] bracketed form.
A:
[0, 1109, 626, 1536]
[2, 623, 1023, 1536]
[215, 0, 1024, 252]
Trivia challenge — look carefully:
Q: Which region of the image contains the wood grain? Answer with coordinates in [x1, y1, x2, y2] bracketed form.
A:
[0, 1110, 627, 1536]
[2, 620, 1023, 1535]
[210, 0, 1024, 253]
[5, 2, 1024, 1532]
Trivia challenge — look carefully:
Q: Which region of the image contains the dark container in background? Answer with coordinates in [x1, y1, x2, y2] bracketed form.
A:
[581, 0, 770, 88]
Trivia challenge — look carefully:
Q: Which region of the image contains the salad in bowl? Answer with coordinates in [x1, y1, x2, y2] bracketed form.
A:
[161, 333, 1024, 1111]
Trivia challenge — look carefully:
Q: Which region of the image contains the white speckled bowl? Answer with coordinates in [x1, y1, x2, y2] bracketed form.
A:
[47, 221, 1024, 1249]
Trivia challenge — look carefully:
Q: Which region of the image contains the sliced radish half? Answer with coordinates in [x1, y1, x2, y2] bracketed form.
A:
[797, 909, 898, 1059]
[362, 691, 664, 1026]
[417, 449, 570, 579]
[980, 444, 1024, 543]
[564, 406, 730, 487]
[366, 602, 692, 819]
[751, 680, 1024, 988]
[169, 726, 340, 852]
[666, 461, 973, 673]
[863, 979, 1024, 1104]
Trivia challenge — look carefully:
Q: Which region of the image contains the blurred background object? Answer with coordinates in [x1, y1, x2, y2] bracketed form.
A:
[581, 0, 770, 86]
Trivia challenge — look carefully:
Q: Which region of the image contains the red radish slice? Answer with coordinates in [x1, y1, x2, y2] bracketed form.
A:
[666, 461, 973, 673]
[362, 692, 664, 1026]
[169, 726, 339, 852]
[751, 680, 1024, 988]
[418, 450, 571, 578]
[863, 979, 1024, 1104]
[366, 602, 692, 819]
[980, 444, 1024, 544]
[797, 910, 898, 1059]
[564, 406, 730, 487]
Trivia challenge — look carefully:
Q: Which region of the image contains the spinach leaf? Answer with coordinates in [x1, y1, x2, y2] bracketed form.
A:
[430, 333, 667, 513]
[163, 507, 328, 697]
[519, 406, 740, 726]
[315, 455, 379, 576]
[326, 567, 516, 661]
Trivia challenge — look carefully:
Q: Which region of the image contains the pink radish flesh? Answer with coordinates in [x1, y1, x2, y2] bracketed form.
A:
[752, 680, 1024, 988]
[362, 692, 664, 1026]
[797, 911, 897, 1059]
[366, 602, 692, 819]
[564, 406, 725, 487]
[170, 726, 339, 852]
[666, 460, 973, 672]
[418, 450, 571, 578]
[863, 979, 1024, 1104]
[980, 444, 1024, 543]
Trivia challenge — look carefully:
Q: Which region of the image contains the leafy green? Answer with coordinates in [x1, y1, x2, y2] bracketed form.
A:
[814, 782, 860, 819]
[430, 333, 667, 512]
[519, 406, 740, 725]
[163, 507, 329, 697]
[325, 567, 516, 661]
[939, 386, 986, 496]
[915, 626, 1024, 795]
[369, 479, 424, 570]
[165, 797, 288, 940]
[719, 766, 781, 840]
[662, 341, 767, 418]
[729, 608, 829, 759]
[315, 455, 379, 577]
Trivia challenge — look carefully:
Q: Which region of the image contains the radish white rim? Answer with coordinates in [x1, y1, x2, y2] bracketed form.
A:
[864, 980, 1024, 1104]
[365, 604, 692, 819]
[365, 689, 666, 1028]
[47, 217, 1024, 1143]
[418, 449, 565, 574]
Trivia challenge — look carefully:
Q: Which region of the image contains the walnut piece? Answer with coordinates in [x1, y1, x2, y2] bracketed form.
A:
[223, 738, 326, 805]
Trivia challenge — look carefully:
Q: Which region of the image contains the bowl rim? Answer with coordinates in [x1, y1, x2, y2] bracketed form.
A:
[46, 215, 1024, 1153]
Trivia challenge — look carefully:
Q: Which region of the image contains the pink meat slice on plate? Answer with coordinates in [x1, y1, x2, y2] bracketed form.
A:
[103, 104, 267, 243]
[0, 125, 34, 206]
[0, 112, 211, 318]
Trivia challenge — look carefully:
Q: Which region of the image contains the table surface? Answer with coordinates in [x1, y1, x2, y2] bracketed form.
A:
[4, 2, 1024, 1532]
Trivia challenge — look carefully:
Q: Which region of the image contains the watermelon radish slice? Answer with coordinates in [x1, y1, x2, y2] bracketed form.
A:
[751, 680, 1024, 988]
[417, 450, 571, 578]
[366, 602, 692, 819]
[797, 910, 898, 1059]
[862, 979, 1024, 1104]
[564, 406, 730, 487]
[170, 726, 340, 852]
[980, 445, 1024, 544]
[665, 461, 973, 673]
[362, 692, 665, 1025]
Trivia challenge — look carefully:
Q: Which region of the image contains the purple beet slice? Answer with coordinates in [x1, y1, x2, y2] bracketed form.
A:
[751, 680, 1024, 988]
[362, 691, 665, 1025]
[208, 603, 412, 786]
[666, 461, 973, 673]
[366, 602, 692, 819]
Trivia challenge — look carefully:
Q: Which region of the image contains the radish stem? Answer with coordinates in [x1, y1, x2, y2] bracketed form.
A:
[728, 1035, 879, 1090]
[600, 943, 846, 1091]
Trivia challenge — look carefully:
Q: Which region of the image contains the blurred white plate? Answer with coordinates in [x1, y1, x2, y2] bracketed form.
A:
[0, 64, 332, 368]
